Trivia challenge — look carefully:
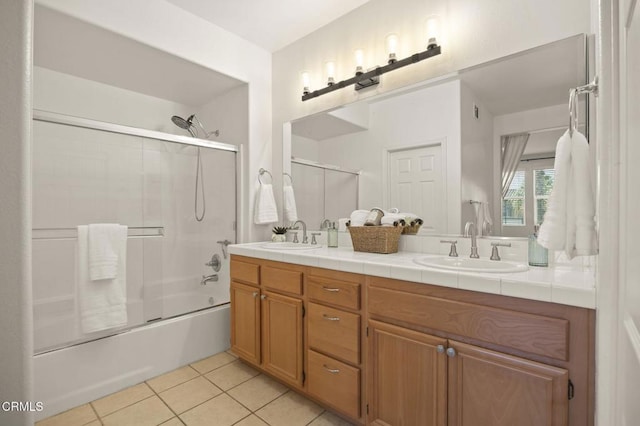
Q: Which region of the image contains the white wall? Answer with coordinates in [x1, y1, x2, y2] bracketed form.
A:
[460, 81, 494, 230]
[37, 0, 272, 243]
[0, 1, 34, 425]
[273, 0, 591, 229]
[34, 67, 194, 134]
[291, 134, 320, 161]
[198, 85, 249, 147]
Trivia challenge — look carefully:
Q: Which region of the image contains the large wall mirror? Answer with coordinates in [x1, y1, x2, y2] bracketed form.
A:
[283, 34, 589, 237]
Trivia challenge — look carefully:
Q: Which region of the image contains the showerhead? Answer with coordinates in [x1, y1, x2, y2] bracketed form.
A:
[171, 114, 192, 130]
[170, 114, 219, 139]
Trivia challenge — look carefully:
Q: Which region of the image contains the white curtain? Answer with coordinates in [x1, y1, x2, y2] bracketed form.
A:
[501, 133, 530, 198]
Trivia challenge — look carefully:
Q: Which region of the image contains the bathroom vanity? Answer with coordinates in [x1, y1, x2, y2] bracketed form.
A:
[229, 244, 595, 426]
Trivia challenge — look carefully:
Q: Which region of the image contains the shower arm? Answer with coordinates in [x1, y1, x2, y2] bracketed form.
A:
[190, 115, 219, 139]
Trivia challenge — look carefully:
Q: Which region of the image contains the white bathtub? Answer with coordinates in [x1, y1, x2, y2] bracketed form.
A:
[33, 305, 230, 421]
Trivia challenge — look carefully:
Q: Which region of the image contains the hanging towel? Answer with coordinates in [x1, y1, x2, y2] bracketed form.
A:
[538, 129, 597, 258]
[254, 183, 279, 225]
[479, 202, 493, 236]
[77, 225, 128, 333]
[283, 184, 298, 223]
[88, 224, 127, 281]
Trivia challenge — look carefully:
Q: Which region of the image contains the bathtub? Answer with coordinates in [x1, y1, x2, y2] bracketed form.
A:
[33, 305, 230, 421]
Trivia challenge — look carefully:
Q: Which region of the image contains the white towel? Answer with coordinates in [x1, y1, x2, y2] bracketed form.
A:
[338, 218, 350, 232]
[381, 213, 406, 226]
[479, 202, 493, 236]
[254, 183, 279, 225]
[283, 185, 298, 222]
[349, 210, 370, 226]
[88, 224, 126, 281]
[538, 130, 597, 258]
[77, 225, 128, 333]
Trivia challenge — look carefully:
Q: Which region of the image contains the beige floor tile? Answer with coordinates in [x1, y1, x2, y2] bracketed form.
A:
[233, 414, 269, 426]
[159, 376, 222, 414]
[179, 393, 249, 426]
[101, 396, 173, 426]
[255, 392, 323, 426]
[36, 404, 97, 426]
[190, 352, 236, 374]
[91, 382, 154, 417]
[204, 360, 260, 391]
[226, 374, 288, 411]
[308, 411, 356, 426]
[225, 349, 238, 359]
[84, 421, 101, 426]
[159, 418, 185, 426]
[147, 365, 200, 393]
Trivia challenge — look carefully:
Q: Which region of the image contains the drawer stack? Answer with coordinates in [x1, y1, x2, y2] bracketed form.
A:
[306, 273, 363, 420]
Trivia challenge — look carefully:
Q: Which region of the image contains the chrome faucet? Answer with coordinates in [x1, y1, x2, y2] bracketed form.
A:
[464, 221, 480, 258]
[292, 220, 308, 244]
[320, 219, 332, 229]
[201, 274, 218, 285]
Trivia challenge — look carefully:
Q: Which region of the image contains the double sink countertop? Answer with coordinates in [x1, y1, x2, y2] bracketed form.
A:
[229, 242, 596, 309]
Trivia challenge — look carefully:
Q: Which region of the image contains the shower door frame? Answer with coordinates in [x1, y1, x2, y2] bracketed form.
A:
[32, 109, 241, 354]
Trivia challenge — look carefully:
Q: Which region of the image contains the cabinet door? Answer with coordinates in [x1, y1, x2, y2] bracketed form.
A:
[448, 340, 568, 426]
[230, 281, 261, 365]
[261, 290, 304, 387]
[368, 320, 447, 426]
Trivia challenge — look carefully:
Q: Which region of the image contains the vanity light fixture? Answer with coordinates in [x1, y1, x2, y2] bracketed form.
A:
[301, 71, 310, 96]
[326, 61, 336, 86]
[386, 34, 398, 64]
[354, 49, 364, 75]
[426, 16, 440, 49]
[301, 25, 442, 101]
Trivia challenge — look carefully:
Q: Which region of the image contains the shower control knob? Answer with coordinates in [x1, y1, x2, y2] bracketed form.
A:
[205, 254, 221, 272]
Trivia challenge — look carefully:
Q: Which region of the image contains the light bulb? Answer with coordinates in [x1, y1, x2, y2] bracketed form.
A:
[426, 16, 440, 49]
[326, 61, 335, 86]
[302, 71, 310, 95]
[386, 34, 398, 64]
[354, 49, 364, 75]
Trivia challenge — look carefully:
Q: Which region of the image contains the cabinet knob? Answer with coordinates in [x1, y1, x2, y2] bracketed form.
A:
[323, 364, 340, 374]
[322, 314, 340, 321]
[260, 294, 267, 300]
[436, 345, 445, 353]
[446, 347, 457, 357]
[252, 292, 258, 298]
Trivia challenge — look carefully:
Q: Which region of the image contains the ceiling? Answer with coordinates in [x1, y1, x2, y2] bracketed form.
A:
[165, 0, 371, 52]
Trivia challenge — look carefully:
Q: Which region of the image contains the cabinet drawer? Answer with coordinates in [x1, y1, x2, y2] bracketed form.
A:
[262, 265, 303, 295]
[308, 302, 360, 365]
[369, 285, 569, 361]
[308, 350, 360, 419]
[230, 259, 260, 286]
[308, 276, 360, 310]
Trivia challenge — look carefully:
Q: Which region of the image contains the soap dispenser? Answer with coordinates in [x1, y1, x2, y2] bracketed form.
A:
[327, 222, 338, 248]
[528, 225, 548, 267]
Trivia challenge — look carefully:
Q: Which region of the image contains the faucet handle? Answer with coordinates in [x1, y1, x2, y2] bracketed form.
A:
[311, 232, 321, 245]
[440, 240, 458, 257]
[490, 242, 511, 261]
[290, 231, 299, 243]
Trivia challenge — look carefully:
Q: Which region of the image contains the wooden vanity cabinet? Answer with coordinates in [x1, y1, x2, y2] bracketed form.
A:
[305, 269, 365, 421]
[230, 256, 305, 388]
[367, 276, 595, 426]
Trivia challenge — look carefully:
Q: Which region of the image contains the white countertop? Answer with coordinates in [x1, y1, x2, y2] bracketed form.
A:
[229, 242, 596, 309]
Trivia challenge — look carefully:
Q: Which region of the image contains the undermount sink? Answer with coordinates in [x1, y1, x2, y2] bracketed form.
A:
[259, 242, 322, 250]
[413, 256, 528, 273]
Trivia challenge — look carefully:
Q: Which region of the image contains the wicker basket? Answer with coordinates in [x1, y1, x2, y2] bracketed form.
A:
[401, 219, 424, 235]
[348, 224, 403, 254]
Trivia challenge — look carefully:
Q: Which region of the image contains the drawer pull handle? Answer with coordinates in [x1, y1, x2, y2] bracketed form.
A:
[323, 364, 340, 374]
[322, 314, 340, 321]
[322, 286, 340, 292]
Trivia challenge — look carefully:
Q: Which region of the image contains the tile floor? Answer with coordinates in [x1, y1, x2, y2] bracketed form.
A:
[36, 350, 354, 426]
